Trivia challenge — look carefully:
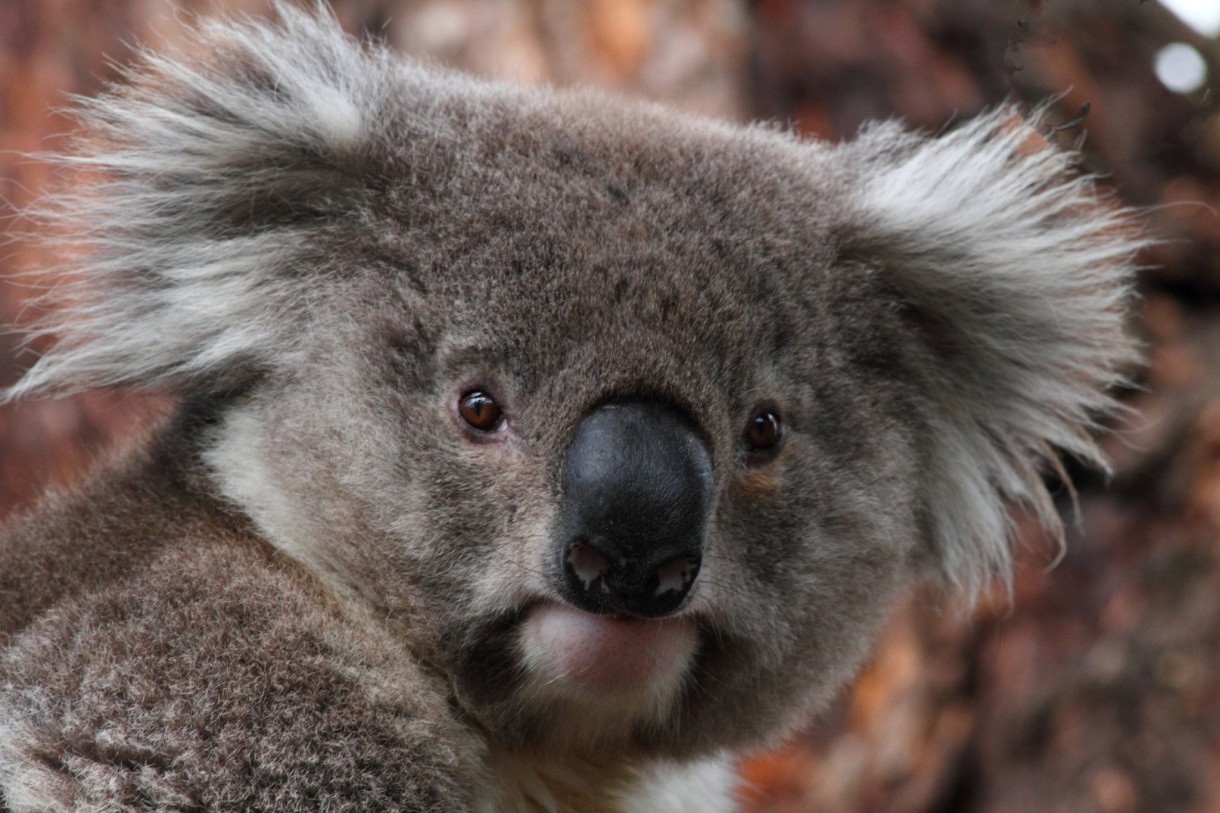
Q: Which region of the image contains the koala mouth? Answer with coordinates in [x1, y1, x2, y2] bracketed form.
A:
[519, 602, 698, 697]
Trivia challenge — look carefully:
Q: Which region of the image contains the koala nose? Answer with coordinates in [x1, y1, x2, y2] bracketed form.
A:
[554, 399, 712, 618]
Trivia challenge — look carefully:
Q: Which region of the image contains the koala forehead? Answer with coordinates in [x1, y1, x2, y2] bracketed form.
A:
[344, 89, 850, 413]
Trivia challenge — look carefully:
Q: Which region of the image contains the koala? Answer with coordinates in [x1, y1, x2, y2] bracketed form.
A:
[0, 4, 1141, 812]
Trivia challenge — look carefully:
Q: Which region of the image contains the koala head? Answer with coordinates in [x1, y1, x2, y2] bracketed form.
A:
[10, 5, 1140, 759]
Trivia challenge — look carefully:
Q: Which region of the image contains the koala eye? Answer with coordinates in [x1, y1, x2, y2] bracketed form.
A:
[744, 409, 782, 454]
[458, 390, 505, 432]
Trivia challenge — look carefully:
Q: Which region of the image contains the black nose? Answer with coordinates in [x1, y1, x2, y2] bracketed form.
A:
[554, 399, 712, 618]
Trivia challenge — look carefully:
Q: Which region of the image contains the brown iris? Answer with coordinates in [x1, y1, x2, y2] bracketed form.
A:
[458, 391, 504, 432]
[744, 409, 782, 453]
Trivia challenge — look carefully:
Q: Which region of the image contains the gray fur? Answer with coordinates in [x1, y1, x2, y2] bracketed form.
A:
[1, 4, 1141, 811]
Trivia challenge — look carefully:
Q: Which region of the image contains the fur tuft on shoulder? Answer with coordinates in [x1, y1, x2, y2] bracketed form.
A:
[837, 107, 1145, 597]
[5, 2, 395, 400]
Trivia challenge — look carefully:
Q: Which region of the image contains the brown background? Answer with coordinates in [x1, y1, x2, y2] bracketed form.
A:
[1, 1, 1217, 811]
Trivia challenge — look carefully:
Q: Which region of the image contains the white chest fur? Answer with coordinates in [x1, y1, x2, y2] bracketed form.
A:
[478, 750, 738, 813]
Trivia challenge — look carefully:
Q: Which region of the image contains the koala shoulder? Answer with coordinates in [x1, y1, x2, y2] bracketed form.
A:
[0, 427, 481, 811]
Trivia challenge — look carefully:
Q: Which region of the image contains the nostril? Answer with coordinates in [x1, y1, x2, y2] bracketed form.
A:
[652, 553, 701, 601]
[565, 538, 611, 592]
[625, 551, 700, 618]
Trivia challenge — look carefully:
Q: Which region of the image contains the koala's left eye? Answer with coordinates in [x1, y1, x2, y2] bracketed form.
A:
[458, 391, 505, 432]
[744, 409, 782, 454]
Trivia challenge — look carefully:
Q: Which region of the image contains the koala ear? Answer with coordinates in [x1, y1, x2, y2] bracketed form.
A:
[835, 108, 1144, 596]
[6, 3, 386, 400]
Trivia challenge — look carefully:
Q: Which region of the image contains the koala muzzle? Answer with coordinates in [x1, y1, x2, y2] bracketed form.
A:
[555, 399, 712, 618]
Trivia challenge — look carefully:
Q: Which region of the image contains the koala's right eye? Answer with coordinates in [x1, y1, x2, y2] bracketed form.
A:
[458, 391, 505, 432]
[744, 408, 783, 455]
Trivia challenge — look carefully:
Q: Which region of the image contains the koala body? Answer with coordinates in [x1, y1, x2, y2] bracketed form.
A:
[0, 5, 1140, 811]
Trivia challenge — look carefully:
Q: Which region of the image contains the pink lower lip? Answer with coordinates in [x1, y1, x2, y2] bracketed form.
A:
[524, 603, 698, 691]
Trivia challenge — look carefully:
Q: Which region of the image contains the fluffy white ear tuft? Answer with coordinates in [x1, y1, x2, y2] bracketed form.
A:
[838, 107, 1145, 597]
[5, 3, 389, 400]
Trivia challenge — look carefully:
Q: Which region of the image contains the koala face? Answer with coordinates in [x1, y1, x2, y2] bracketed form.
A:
[203, 129, 922, 753]
[11, 4, 1141, 764]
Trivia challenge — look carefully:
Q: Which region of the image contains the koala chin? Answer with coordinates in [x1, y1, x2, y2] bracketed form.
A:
[0, 3, 1142, 812]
